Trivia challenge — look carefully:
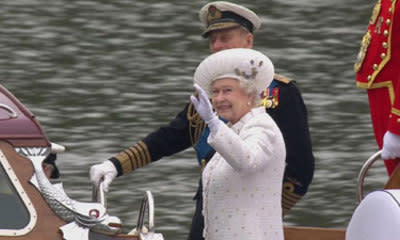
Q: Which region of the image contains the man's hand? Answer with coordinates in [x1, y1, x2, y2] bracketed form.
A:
[382, 131, 400, 160]
[90, 160, 117, 192]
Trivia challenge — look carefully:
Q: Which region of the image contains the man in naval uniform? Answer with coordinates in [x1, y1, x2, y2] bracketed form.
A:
[355, 0, 400, 176]
[90, 1, 315, 239]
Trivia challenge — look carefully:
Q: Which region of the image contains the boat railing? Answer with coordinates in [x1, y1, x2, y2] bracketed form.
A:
[134, 190, 155, 234]
[92, 181, 163, 239]
[357, 150, 382, 202]
[92, 181, 107, 208]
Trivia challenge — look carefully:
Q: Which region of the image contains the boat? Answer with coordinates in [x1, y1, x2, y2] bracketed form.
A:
[1, 82, 400, 240]
[0, 84, 164, 240]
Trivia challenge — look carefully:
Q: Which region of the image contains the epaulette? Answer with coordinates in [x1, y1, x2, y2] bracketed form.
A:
[273, 73, 292, 84]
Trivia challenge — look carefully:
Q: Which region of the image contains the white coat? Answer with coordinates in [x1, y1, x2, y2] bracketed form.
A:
[202, 107, 286, 240]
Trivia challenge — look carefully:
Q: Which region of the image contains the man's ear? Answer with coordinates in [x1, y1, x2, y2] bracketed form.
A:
[247, 33, 254, 48]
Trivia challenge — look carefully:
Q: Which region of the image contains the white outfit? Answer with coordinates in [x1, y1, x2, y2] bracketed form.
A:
[202, 107, 286, 240]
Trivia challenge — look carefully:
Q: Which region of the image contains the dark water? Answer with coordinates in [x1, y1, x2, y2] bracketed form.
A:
[0, 0, 388, 239]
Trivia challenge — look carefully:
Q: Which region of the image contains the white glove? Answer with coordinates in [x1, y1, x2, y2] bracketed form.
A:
[190, 84, 220, 133]
[382, 131, 400, 160]
[90, 160, 117, 192]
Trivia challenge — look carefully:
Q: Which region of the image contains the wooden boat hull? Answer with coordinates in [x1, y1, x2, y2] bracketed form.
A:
[284, 226, 345, 240]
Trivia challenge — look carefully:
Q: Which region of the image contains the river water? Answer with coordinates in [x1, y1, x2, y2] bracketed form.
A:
[0, 0, 388, 239]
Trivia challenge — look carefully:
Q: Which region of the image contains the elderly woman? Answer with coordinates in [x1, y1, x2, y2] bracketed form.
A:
[190, 48, 286, 240]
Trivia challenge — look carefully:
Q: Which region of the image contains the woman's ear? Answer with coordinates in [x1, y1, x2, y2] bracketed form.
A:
[247, 93, 256, 107]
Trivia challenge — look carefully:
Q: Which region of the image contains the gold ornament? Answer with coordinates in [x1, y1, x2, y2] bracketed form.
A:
[354, 31, 372, 72]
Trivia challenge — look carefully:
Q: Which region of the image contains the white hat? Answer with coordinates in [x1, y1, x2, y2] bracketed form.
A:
[194, 48, 274, 97]
[199, 1, 261, 37]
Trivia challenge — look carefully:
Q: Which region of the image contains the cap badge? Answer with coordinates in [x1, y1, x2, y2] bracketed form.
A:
[207, 5, 222, 25]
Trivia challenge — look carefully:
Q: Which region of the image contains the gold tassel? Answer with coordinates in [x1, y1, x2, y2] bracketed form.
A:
[187, 92, 207, 147]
